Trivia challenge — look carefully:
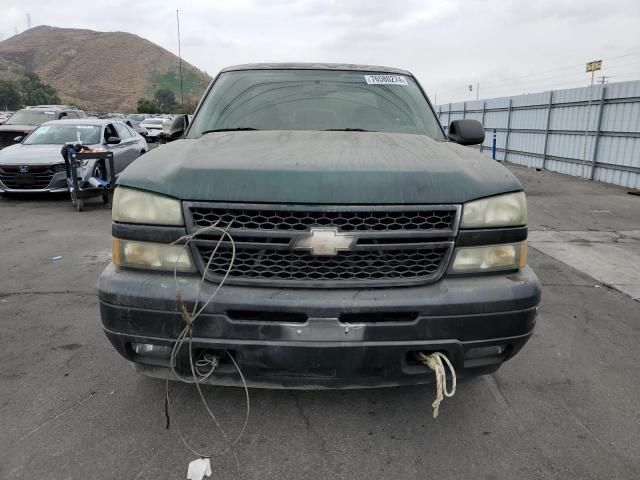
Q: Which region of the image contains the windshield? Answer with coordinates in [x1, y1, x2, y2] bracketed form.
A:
[128, 114, 146, 122]
[23, 124, 102, 145]
[188, 70, 444, 139]
[6, 110, 57, 126]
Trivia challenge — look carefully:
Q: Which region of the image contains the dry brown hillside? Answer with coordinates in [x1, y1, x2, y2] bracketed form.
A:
[0, 25, 211, 111]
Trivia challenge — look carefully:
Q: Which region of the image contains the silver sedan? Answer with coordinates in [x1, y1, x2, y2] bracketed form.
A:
[0, 119, 148, 193]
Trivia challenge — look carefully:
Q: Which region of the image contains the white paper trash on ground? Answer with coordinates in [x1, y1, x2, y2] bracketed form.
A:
[187, 458, 212, 480]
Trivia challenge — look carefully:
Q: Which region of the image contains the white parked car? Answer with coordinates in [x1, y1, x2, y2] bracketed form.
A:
[140, 117, 172, 142]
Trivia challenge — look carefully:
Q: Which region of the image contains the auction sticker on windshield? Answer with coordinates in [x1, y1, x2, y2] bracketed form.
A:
[364, 74, 409, 85]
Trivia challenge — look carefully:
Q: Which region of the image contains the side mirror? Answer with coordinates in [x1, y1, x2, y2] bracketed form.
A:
[13, 136, 23, 143]
[447, 119, 485, 146]
[106, 136, 121, 145]
[167, 114, 189, 141]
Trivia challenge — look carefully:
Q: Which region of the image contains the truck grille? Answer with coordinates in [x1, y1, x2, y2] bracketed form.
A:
[0, 165, 56, 190]
[185, 202, 460, 288]
[198, 246, 450, 283]
[190, 207, 456, 232]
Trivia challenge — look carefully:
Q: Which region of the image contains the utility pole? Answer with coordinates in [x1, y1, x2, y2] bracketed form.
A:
[176, 9, 184, 108]
[468, 83, 479, 100]
[582, 60, 602, 178]
[26, 13, 31, 30]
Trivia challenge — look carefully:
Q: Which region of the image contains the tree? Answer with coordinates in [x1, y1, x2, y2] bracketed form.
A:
[17, 72, 60, 106]
[137, 98, 159, 114]
[154, 88, 176, 112]
[173, 98, 199, 114]
[0, 80, 21, 110]
[0, 73, 60, 110]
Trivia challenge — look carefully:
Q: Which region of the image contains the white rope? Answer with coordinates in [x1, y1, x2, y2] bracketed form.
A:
[419, 352, 456, 418]
[163, 221, 250, 475]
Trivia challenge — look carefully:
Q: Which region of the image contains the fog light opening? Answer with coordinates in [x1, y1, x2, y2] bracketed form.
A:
[463, 345, 510, 368]
[406, 350, 442, 366]
[176, 349, 238, 376]
[130, 342, 173, 366]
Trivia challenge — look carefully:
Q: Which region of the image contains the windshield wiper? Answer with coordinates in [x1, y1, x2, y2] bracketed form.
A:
[201, 127, 260, 134]
[323, 128, 371, 132]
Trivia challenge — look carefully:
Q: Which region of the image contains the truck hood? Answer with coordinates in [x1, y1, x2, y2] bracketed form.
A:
[0, 143, 95, 165]
[118, 130, 522, 204]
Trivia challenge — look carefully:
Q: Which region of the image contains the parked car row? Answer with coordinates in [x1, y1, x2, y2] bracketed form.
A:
[89, 113, 178, 143]
[0, 118, 148, 193]
[0, 103, 188, 194]
[0, 105, 86, 149]
[0, 111, 14, 125]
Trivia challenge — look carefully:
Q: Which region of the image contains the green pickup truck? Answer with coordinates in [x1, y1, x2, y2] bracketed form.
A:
[98, 63, 541, 388]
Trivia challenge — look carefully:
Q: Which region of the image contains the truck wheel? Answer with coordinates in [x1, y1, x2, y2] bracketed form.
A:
[76, 198, 84, 212]
[102, 194, 110, 204]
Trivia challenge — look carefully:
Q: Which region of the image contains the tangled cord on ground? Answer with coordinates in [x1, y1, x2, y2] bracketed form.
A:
[163, 221, 250, 475]
[419, 352, 456, 418]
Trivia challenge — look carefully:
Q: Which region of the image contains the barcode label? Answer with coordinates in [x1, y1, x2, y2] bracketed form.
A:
[364, 74, 409, 86]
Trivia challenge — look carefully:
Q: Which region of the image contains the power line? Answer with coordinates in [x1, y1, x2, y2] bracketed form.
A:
[435, 69, 640, 105]
[481, 71, 594, 90]
[479, 51, 640, 89]
[487, 68, 639, 92]
[603, 61, 640, 71]
[437, 61, 640, 97]
[605, 50, 640, 62]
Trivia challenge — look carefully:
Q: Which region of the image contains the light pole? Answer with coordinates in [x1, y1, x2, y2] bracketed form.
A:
[582, 60, 602, 178]
[176, 9, 184, 108]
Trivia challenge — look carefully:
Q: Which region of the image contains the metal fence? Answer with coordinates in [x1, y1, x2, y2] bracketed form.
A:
[436, 80, 640, 190]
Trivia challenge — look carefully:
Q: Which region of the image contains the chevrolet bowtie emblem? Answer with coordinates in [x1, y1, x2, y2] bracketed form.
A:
[293, 228, 356, 256]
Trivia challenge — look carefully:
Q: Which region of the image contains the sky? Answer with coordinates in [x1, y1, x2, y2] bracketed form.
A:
[1, 0, 640, 104]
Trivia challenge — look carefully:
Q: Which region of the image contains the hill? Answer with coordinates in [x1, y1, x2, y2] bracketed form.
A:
[0, 26, 211, 112]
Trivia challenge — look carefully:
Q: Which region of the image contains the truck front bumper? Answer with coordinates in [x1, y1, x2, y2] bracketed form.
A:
[98, 264, 541, 389]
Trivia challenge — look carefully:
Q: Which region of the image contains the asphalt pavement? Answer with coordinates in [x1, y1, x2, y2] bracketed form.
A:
[1, 164, 639, 479]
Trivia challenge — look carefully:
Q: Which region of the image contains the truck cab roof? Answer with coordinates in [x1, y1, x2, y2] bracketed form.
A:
[220, 62, 413, 75]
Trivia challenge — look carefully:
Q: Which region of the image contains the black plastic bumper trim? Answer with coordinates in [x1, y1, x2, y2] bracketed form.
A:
[112, 223, 187, 243]
[103, 327, 533, 389]
[456, 226, 527, 246]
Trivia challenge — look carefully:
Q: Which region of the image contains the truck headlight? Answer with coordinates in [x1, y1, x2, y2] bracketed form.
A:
[112, 238, 196, 272]
[450, 241, 527, 273]
[462, 192, 527, 228]
[112, 187, 183, 226]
